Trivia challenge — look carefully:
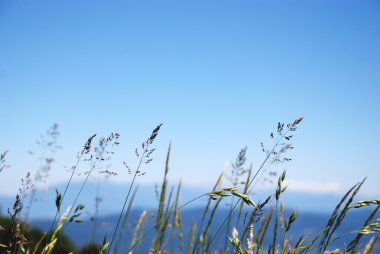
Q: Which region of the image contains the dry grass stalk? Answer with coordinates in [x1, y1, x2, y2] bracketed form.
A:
[170, 180, 184, 253]
[255, 208, 274, 253]
[346, 204, 380, 253]
[108, 124, 161, 254]
[191, 171, 224, 254]
[238, 165, 252, 222]
[151, 143, 171, 251]
[319, 178, 366, 253]
[363, 236, 379, 254]
[41, 208, 69, 254]
[187, 222, 196, 254]
[113, 185, 139, 254]
[225, 147, 248, 251]
[240, 195, 271, 243]
[49, 133, 97, 234]
[228, 227, 243, 254]
[129, 210, 148, 250]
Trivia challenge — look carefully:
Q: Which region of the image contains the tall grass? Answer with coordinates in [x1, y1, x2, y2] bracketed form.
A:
[1, 118, 379, 254]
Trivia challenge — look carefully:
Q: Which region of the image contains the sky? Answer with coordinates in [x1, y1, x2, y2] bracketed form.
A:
[0, 0, 380, 206]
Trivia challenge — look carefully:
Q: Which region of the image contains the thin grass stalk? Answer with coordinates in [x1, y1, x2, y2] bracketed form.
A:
[113, 185, 139, 254]
[157, 144, 171, 223]
[192, 172, 224, 253]
[109, 124, 161, 253]
[170, 231, 176, 253]
[187, 223, 197, 254]
[280, 203, 287, 253]
[151, 144, 171, 251]
[224, 147, 249, 252]
[363, 235, 379, 254]
[41, 208, 69, 254]
[107, 149, 146, 254]
[281, 233, 288, 254]
[347, 204, 380, 253]
[63, 137, 111, 231]
[246, 225, 256, 254]
[288, 235, 304, 254]
[209, 123, 296, 246]
[298, 223, 333, 254]
[200, 197, 222, 253]
[281, 186, 366, 253]
[32, 234, 46, 254]
[304, 228, 332, 253]
[48, 135, 93, 234]
[281, 210, 296, 254]
[280, 201, 285, 231]
[178, 207, 184, 253]
[240, 205, 259, 244]
[170, 180, 183, 254]
[238, 165, 252, 222]
[91, 179, 101, 243]
[127, 193, 208, 253]
[203, 235, 214, 254]
[129, 210, 147, 251]
[207, 196, 240, 251]
[248, 127, 293, 190]
[224, 196, 235, 251]
[241, 195, 272, 245]
[318, 182, 359, 253]
[134, 210, 149, 254]
[201, 172, 224, 222]
[272, 172, 286, 254]
[271, 202, 279, 254]
[255, 208, 274, 254]
[155, 185, 175, 251]
[320, 178, 366, 253]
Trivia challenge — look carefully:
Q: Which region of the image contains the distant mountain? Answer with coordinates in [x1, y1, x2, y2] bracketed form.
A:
[0, 180, 354, 220]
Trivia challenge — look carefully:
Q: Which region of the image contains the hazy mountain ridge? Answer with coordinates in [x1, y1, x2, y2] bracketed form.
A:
[0, 181, 356, 220]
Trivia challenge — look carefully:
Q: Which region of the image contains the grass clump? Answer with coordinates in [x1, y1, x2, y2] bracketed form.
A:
[1, 117, 379, 254]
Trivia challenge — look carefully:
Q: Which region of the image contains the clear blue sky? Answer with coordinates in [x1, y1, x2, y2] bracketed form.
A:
[1, 0, 379, 200]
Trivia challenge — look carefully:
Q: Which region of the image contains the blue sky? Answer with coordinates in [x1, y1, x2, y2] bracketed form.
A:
[1, 0, 380, 203]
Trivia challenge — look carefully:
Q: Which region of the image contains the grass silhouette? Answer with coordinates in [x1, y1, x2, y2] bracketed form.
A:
[1, 118, 379, 254]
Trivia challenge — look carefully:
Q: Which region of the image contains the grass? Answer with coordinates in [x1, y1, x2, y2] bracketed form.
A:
[0, 117, 379, 254]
